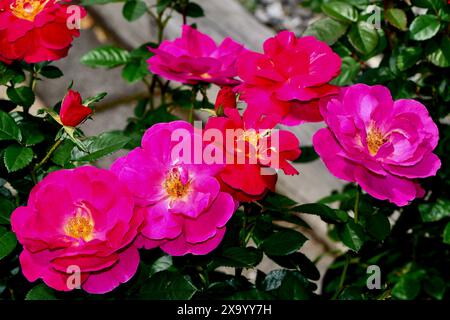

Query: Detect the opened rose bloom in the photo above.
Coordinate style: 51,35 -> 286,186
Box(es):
147,25 -> 246,86
205,108 -> 301,202
11,166 -> 142,294
59,90 -> 92,127
236,31 -> 341,125
0,0 -> 85,63
111,121 -> 236,256
313,84 -> 441,206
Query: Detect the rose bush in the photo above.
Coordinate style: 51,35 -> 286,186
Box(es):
0,0 -> 449,302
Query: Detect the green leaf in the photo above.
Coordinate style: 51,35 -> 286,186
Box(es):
0,100 -> 17,113
411,0 -> 444,10
122,0 -> 147,21
51,139 -> 75,167
392,272 -> 424,300
7,86 -> 35,108
83,92 -> 107,107
149,255 -> 173,277
303,17 -> 349,45
443,222 -> 450,245
261,229 -> 308,256
409,15 -> 440,41
321,1 -> 358,23
157,0 -> 172,14
139,271 -> 197,300
25,284 -> 58,300
348,21 -> 379,54
366,213 -> 391,241
21,125 -> 45,146
427,36 -> 450,68
386,8 -> 407,31
39,66 -> 63,79
337,220 -> 365,252
330,56 -> 360,86
0,226 -> 17,260
80,46 -> 130,68
215,247 -> 263,268
268,252 -> 320,281
122,61 -> 150,83
419,198 -> 450,222
396,47 -> 423,71
0,110 -> 21,141
424,275 -> 445,300
278,271 -> 312,300
185,2 -> 204,17
292,203 -> 349,223
0,198 -> 15,225
71,132 -> 130,162
4,145 -> 34,173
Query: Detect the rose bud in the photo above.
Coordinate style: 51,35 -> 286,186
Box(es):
60,90 -> 92,127
214,86 -> 237,116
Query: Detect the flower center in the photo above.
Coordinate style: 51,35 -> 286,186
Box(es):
163,167 -> 190,199
10,0 -> 49,22
200,73 -> 212,79
367,127 -> 386,156
64,203 -> 95,242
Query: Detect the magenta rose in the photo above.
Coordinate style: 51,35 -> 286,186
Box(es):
236,31 -> 341,125
147,25 -> 246,86
111,121 -> 237,256
313,84 -> 441,206
11,166 -> 142,294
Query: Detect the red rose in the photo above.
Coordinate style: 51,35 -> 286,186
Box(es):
0,0 -> 86,64
60,90 -> 92,127
214,86 -> 237,115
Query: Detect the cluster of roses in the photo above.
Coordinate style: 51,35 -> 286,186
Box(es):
2,1 -> 441,294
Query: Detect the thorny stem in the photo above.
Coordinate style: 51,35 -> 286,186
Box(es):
33,138 -> 63,175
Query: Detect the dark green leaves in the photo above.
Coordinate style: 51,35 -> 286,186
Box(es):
337,220 -> 365,252
0,110 -> 21,141
303,18 -> 348,45
409,15 -> 441,41
321,1 -> 358,23
215,247 -> 263,268
392,269 -> 425,300
293,203 -> 349,223
71,132 -> 130,162
386,8 -> 407,31
331,56 -> 360,86
6,86 -> 35,109
396,47 -> 423,71
39,66 -> 64,79
427,36 -> 450,68
26,284 -> 57,300
261,229 -> 307,256
419,198 -> 450,222
0,198 -> 15,225
123,0 -> 147,21
81,46 -> 130,68
4,145 -> 34,172
365,213 -> 390,241
139,271 -> 197,300
0,226 -> 17,260
348,21 -> 379,54
443,222 -> 450,245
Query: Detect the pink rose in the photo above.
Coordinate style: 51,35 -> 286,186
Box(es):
205,108 -> 301,202
0,0 -> 86,64
111,121 -> 237,256
313,84 -> 441,206
11,166 -> 142,294
147,25 -> 246,86
236,31 -> 341,125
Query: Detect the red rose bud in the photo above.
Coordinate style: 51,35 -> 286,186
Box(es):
214,86 -> 237,116
60,90 -> 92,127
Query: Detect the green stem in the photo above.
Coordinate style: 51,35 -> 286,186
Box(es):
354,186 -> 360,223
33,138 -> 63,174
188,86 -> 199,124
332,254 -> 350,300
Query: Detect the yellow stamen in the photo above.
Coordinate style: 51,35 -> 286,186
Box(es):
367,127 -> 386,156
64,204 -> 94,242
163,168 -> 190,199
200,73 -> 212,79
10,0 -> 49,22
